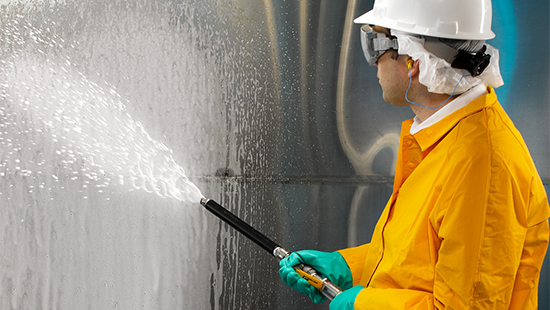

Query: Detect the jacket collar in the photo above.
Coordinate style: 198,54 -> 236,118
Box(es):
412,86 -> 498,151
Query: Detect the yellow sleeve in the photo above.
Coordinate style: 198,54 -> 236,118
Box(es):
509,219 -> 549,308
353,288 -> 435,309
350,150 -> 549,309
428,156 -> 549,308
337,243 -> 370,286
350,220 -> 549,310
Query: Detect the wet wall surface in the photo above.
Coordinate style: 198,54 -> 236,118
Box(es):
0,0 -> 548,309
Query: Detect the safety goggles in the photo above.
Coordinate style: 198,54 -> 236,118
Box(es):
360,25 -> 399,66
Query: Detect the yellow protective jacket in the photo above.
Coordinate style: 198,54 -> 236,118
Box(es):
338,87 -> 550,309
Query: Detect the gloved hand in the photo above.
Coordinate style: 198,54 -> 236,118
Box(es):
329,285 -> 364,310
279,250 -> 353,303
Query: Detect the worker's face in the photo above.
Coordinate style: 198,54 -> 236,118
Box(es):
372,26 -> 410,107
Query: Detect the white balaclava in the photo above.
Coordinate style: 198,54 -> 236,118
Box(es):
392,30 -> 504,95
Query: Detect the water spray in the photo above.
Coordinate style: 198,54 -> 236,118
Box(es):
199,197 -> 343,301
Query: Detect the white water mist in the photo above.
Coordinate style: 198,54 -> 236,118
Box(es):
0,0 -> 252,308
0,53 -> 203,203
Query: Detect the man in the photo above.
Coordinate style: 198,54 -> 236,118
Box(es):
279,0 -> 550,309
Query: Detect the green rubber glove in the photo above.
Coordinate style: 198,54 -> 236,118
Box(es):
279,250 -> 353,303
329,285 -> 364,310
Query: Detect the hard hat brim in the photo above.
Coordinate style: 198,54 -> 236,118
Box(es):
353,10 -> 375,25
353,9 -> 495,40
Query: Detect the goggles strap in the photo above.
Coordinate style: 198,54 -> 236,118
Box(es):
373,36 -> 398,52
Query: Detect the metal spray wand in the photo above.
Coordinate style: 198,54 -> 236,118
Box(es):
199,197 -> 343,301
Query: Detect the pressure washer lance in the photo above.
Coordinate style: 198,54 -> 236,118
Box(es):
200,197 -> 343,301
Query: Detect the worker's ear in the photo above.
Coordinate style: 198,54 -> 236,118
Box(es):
406,59 -> 419,77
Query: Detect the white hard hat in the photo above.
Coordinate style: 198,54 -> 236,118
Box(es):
354,0 -> 495,40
